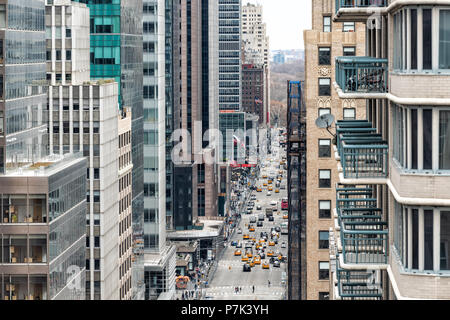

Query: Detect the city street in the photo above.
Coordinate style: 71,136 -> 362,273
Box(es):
204,130 -> 288,300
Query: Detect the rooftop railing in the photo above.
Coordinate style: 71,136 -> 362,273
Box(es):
335,56 -> 388,94
335,0 -> 387,13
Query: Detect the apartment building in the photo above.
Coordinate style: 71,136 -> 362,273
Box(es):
242,2 -> 270,125
73,0 -> 145,300
0,0 -> 87,300
45,0 -> 121,300
171,0 -> 219,230
330,0 -> 450,300
118,108 -> 133,300
301,0 -> 366,300
242,64 -> 264,124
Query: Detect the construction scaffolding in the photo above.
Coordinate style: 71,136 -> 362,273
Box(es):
286,81 -> 307,300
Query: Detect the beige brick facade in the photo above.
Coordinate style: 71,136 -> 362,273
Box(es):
303,0 -> 366,300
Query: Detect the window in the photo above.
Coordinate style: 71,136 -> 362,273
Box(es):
319,231 -> 329,249
323,16 -> 331,32
423,9 -> 432,70
319,200 -> 331,219
319,170 -> 331,188
441,211 -> 450,270
343,47 -> 355,56
343,22 -> 355,32
319,139 -> 331,158
318,78 -> 331,96
439,10 -> 450,69
319,292 -> 329,300
343,108 -> 356,120
66,50 -> 71,61
94,236 -> 100,248
66,28 -> 71,38
411,9 -> 417,70
319,261 -> 329,280
56,50 -> 61,61
439,111 -> 450,170
318,47 -> 331,65
318,108 -> 331,117
94,259 -> 100,270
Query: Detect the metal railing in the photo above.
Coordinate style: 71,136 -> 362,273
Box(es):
336,256 -> 383,300
335,0 -> 387,13
336,120 -> 388,179
335,56 -> 388,94
336,186 -> 388,265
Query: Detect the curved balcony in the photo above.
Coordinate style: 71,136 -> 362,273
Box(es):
335,57 -> 388,99
334,0 -> 387,22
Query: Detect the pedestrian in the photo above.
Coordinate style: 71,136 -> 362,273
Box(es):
252,285 -> 255,293
268,280 -> 271,287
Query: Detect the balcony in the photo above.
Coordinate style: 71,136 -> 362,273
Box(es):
335,256 -> 383,300
336,120 -> 388,181
334,0 -> 387,22
335,185 -> 388,266
335,57 -> 388,99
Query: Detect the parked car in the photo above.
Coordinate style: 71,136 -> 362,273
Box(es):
243,264 -> 251,272
281,242 -> 286,248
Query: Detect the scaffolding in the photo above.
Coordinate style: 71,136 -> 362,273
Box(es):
286,81 -> 306,300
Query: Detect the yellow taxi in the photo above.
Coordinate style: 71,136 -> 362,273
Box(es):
257,188 -> 262,192
267,251 -> 274,257
243,234 -> 250,240
249,227 -> 255,232
246,252 -> 253,258
263,183 -> 268,187
262,175 -> 267,179
234,250 -> 242,256
279,170 -> 283,175
278,254 -> 284,261
241,256 -> 249,262
275,189 -> 280,193
251,238 -> 257,243
262,263 -> 270,269
283,214 -> 288,219
268,186 -> 273,191
249,261 -> 255,267
259,239 -> 266,244
269,241 -> 275,247
268,180 -> 273,184
253,257 -> 261,265
256,244 -> 262,250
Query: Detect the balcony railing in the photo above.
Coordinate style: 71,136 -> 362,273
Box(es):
336,120 -> 388,179
336,256 -> 383,300
336,185 -> 388,265
335,57 -> 388,94
335,0 -> 387,12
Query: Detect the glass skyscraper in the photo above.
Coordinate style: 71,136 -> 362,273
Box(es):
73,0 -> 145,300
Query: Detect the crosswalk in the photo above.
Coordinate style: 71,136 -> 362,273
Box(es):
204,285 -> 284,297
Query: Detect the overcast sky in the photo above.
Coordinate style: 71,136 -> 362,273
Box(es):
245,0 -> 312,51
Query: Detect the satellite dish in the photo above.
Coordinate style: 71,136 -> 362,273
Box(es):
315,114 -> 335,129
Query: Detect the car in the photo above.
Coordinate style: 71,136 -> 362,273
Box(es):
268,216 -> 274,222
275,189 -> 280,193
256,205 -> 262,210
246,210 -> 252,215
262,263 -> 270,269
243,264 -> 251,272
243,234 -> 250,240
268,186 -> 273,191
231,241 -> 238,246
281,242 -> 286,248
257,221 -> 263,227
268,180 -> 273,184
257,188 -> 262,192
249,226 -> 255,232
253,256 -> 261,265
267,251 -> 274,257
258,214 -> 264,221
250,217 -> 256,223
245,242 -> 253,249
283,214 -> 288,219
234,250 -> 242,256
267,192 -> 272,197
269,241 -> 275,246
274,238 -> 278,245
275,227 -> 281,233
273,260 -> 281,268
260,253 -> 265,259
236,242 -> 242,248
241,256 -> 249,262
237,229 -> 242,234
271,201 -> 277,207
280,185 -> 286,190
